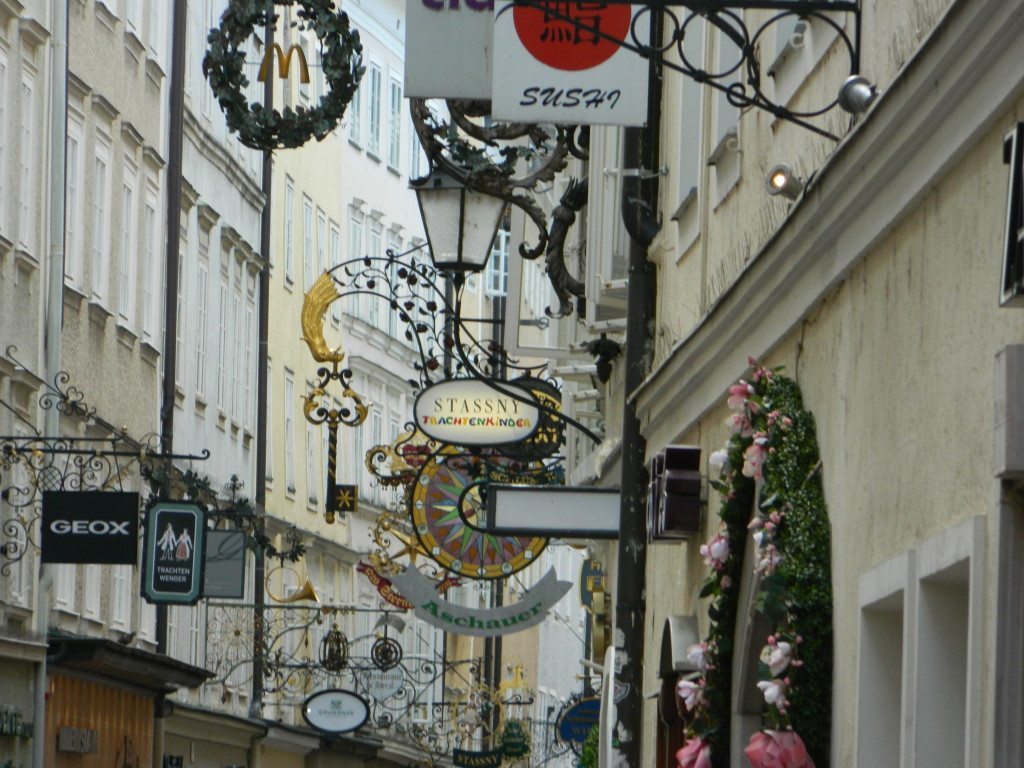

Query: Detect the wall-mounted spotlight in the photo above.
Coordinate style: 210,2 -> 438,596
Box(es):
765,164 -> 804,201
838,75 -> 878,115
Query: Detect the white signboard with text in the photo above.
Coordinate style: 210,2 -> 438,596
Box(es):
405,0 -> 494,98
414,379 -> 541,446
491,2 -> 648,125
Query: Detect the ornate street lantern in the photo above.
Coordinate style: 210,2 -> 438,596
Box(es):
412,169 -> 507,278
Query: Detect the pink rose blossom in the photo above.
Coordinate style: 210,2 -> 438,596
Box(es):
725,412 -> 753,436
700,533 -> 730,571
677,737 -> 713,768
728,382 -> 755,410
755,545 -> 783,575
744,730 -> 815,768
686,642 -> 711,673
767,642 -> 793,676
757,679 -> 788,711
742,442 -> 768,478
676,679 -> 706,712
720,575 -> 733,589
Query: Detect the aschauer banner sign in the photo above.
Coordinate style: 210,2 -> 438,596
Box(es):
142,502 -> 206,605
390,566 -> 571,637
41,491 -> 139,564
414,379 -> 541,446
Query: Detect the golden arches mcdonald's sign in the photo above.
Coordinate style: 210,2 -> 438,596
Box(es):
258,43 -> 311,84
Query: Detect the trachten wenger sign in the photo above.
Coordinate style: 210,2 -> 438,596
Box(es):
405,0 -> 493,99
302,689 -> 370,733
390,566 -> 571,637
142,502 -> 206,605
491,2 -> 649,125
414,379 -> 541,446
41,491 -> 139,565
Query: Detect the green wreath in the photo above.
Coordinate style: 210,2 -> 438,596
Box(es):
203,0 -> 364,151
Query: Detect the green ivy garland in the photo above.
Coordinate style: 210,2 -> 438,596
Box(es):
677,362 -> 833,768
203,0 -> 364,151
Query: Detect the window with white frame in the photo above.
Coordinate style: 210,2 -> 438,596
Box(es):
409,123 -> 424,179
856,517 -> 984,768
348,208 -> 364,317
245,273 -> 256,427
710,19 -> 741,202
313,31 -> 324,101
126,0 -> 141,33
217,274 -> 229,406
195,224 -> 211,395
485,228 -> 509,297
303,196 -> 314,290
265,359 -> 274,482
65,109 -> 86,288
367,64 -> 382,157
388,78 -> 402,170
18,66 -> 35,252
54,563 -> 77,613
119,159 -> 138,326
348,75 -> 361,145
148,0 -> 164,64
175,210 -> 188,386
387,230 -> 402,337
298,30 -> 312,106
111,565 -> 132,628
329,220 -> 341,324
368,219 -> 382,327
0,47 -> 7,237
141,182 -> 159,341
371,409 -> 382,505
316,208 -> 326,278
284,176 -> 296,284
2,434 -> 32,607
284,369 -> 296,491
201,0 -> 214,118
91,134 -> 112,303
306,417 -> 318,505
82,564 -> 101,619
232,261 -> 244,421
674,17 -> 704,219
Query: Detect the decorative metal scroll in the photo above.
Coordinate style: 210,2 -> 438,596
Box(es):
409,100 -> 590,316
510,0 -> 861,141
0,347 -> 210,577
205,601 -> 495,750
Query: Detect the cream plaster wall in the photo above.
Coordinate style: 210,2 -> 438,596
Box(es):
636,66 -> 1024,768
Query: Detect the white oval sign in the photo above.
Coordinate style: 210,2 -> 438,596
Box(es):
301,689 -> 369,734
414,380 -> 541,446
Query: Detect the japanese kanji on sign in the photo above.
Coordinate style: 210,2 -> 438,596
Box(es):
491,2 -> 649,125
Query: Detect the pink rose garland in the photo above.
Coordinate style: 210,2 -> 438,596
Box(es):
744,730 -> 815,768
677,737 -> 713,768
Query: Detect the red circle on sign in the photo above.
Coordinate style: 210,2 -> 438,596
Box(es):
512,3 -> 631,72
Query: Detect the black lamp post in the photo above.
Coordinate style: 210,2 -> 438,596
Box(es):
412,169 -> 508,282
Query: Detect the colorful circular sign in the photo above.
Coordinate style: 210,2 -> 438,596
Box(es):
410,447 -> 549,579
557,697 -> 601,744
301,689 -> 370,734
512,3 -> 631,71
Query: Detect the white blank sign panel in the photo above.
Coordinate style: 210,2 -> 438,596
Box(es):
485,485 -> 620,538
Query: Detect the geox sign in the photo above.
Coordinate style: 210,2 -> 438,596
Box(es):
41,491 -> 139,565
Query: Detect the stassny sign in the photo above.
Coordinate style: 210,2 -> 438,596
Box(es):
414,379 -> 541,446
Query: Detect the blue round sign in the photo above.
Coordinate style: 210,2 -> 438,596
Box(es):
557,697 -> 601,744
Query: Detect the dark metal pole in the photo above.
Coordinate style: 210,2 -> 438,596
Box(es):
251,16 -> 275,719
157,0 -> 189,656
613,10 -> 663,768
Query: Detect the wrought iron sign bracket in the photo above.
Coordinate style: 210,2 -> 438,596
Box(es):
510,0 -> 863,140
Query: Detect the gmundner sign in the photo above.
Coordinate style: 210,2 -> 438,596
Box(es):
302,690 -> 369,734
414,379 -> 540,446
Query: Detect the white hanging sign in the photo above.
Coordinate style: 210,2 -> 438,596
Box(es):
359,669 -> 405,701
301,689 -> 370,734
405,0 -> 494,98
491,2 -> 649,125
390,567 -> 572,637
414,379 -> 540,446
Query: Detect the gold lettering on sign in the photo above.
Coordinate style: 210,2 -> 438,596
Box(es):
258,43 -> 311,84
